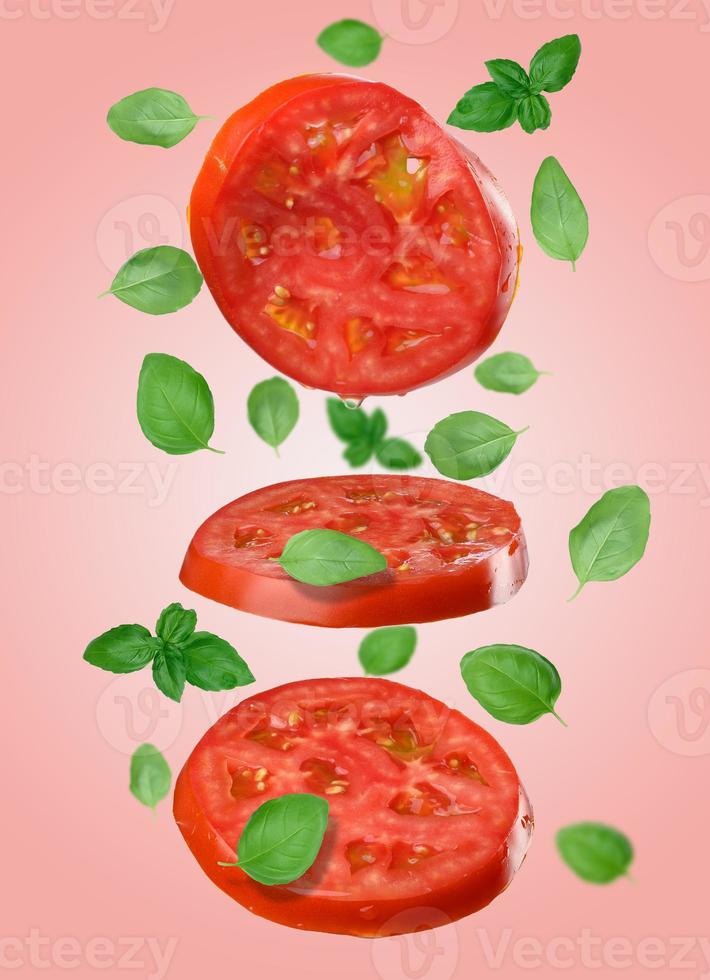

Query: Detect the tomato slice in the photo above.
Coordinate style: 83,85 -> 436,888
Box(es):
179,475 -> 528,627
190,75 -> 519,398
173,677 -> 533,937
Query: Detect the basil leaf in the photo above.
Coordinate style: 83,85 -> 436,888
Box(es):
376,438 -> 422,471
155,602 -> 196,644
531,157 -> 589,269
460,644 -> 565,725
475,352 -> 544,394
152,645 -> 186,703
103,246 -> 203,315
529,34 -> 581,94
368,408 -> 388,446
247,377 -> 299,452
359,626 -> 417,676
569,485 -> 651,599
279,529 -> 387,586
317,19 -> 383,67
137,353 -> 222,455
220,793 -> 329,885
425,411 -> 526,480
556,823 -> 633,884
344,438 -> 374,468
129,744 -> 171,809
448,82 -> 517,132
485,59 -> 530,98
84,625 -> 158,674
517,94 -> 551,134
182,632 -> 255,691
107,88 -> 205,148
327,398 -> 369,442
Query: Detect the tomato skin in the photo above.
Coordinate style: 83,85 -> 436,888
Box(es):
173,677 -> 533,937
179,476 -> 529,628
189,75 -> 520,397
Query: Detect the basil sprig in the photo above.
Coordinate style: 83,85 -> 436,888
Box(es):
247,377 -> 299,453
137,353 -> 223,455
448,34 -> 581,134
102,246 -> 203,315
569,486 -> 651,599
359,626 -> 417,676
326,398 -> 422,471
317,19 -> 383,67
531,157 -> 589,269
219,793 -> 329,885
84,602 -> 254,702
130,744 -> 171,809
556,823 -> 634,884
107,88 -> 208,148
279,529 -> 387,586
460,644 -> 565,725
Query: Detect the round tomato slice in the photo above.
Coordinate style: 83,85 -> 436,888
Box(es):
179,475 -> 528,627
190,74 -> 519,398
174,677 -> 533,937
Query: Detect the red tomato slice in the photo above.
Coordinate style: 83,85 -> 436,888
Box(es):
173,677 -> 533,937
179,475 -> 528,627
190,75 -> 520,398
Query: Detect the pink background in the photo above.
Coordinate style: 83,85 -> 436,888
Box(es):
3,0 -> 710,977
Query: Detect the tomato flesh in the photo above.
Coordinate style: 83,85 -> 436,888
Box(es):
190,75 -> 519,397
173,677 -> 533,936
179,475 -> 528,627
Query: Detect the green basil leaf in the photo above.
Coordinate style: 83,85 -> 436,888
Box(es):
343,438 -> 374,468
448,82 -> 517,132
556,823 -> 633,883
182,632 -> 255,691
103,246 -> 203,315
84,625 -> 158,674
376,438 -> 422,470
137,353 -> 222,455
517,94 -> 551,134
569,485 -> 651,599
247,377 -> 299,452
129,744 -> 171,809
485,59 -> 531,98
327,398 -> 369,442
368,408 -> 388,446
474,352 -> 544,394
317,19 -> 383,67
359,626 -> 417,676
152,645 -> 186,703
107,88 -> 205,148
155,602 -> 196,644
220,793 -> 329,885
531,157 -> 589,269
529,34 -> 582,94
425,411 -> 526,480
460,644 -> 565,725
279,529 -> 387,586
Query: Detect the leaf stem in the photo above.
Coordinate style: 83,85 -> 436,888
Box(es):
551,709 -> 568,727
206,445 -> 226,455
567,580 -> 585,602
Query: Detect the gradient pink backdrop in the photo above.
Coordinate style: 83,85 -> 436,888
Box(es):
3,0 -> 710,977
